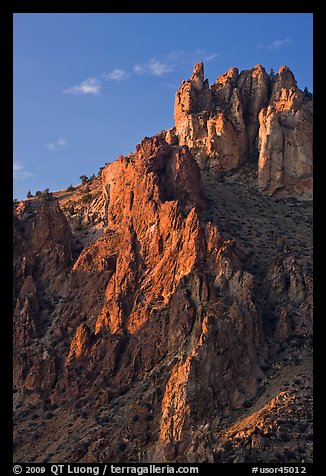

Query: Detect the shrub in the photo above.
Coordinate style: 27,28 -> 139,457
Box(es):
35,188 -> 54,201
27,190 -> 33,199
67,184 -> 75,192
81,192 -> 92,203
74,216 -> 83,231
223,440 -> 233,451
67,205 -> 75,216
243,399 -> 252,408
117,442 -> 127,453
80,175 -> 89,185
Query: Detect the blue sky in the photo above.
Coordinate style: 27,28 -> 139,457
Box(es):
13,13 -> 313,200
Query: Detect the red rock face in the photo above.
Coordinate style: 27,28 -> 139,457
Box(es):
13,135 -> 268,462
72,137 -> 266,460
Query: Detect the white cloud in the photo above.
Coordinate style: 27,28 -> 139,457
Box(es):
64,77 -> 101,95
47,137 -> 67,151
13,161 -> 33,179
103,69 -> 129,81
133,64 -> 145,75
167,50 -> 185,62
258,38 -> 293,50
133,59 -> 174,77
205,53 -> 218,61
148,58 -> 174,77
192,48 -> 219,63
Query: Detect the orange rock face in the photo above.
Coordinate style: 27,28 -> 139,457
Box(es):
13,134 -> 268,462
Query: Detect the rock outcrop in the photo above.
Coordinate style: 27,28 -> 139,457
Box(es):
237,64 -> 270,157
174,63 -> 247,172
174,63 -> 312,199
263,255 -> 313,340
13,199 -> 74,395
66,136 -> 266,460
258,67 -> 313,199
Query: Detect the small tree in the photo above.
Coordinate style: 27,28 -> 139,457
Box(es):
41,188 -> 54,201
304,86 -> 313,98
67,204 -> 75,216
35,190 -> 42,197
67,184 -> 75,192
81,192 -> 92,203
79,175 -> 89,185
27,190 -> 33,199
74,215 -> 83,231
269,68 -> 274,80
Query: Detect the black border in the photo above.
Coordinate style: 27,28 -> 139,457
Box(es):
3,2 -> 319,473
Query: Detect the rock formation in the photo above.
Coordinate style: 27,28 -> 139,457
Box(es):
174,63 -> 312,199
174,63 -> 247,172
13,62 -> 313,464
258,67 -> 313,199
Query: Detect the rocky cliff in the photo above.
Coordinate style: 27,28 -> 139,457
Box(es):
174,63 -> 312,199
13,63 -> 312,464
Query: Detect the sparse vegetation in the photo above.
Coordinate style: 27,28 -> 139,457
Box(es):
223,440 -> 233,451
303,86 -> 312,98
40,188 -> 54,201
117,441 -> 127,453
34,189 -> 54,201
80,174 -> 89,185
67,204 -> 75,216
81,192 -> 92,203
74,216 -> 83,231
